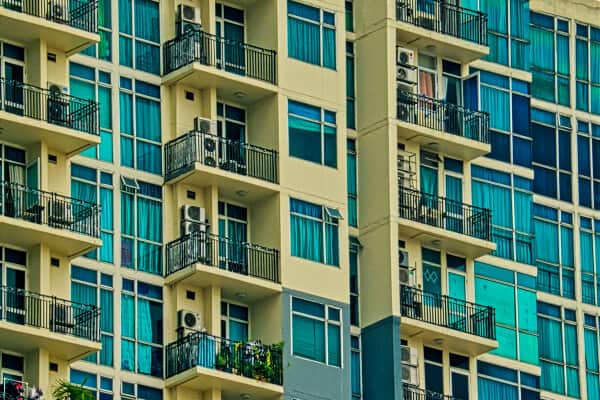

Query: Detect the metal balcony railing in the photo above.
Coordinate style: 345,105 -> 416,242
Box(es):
398,186 -> 491,241
165,331 -> 283,385
0,182 -> 100,238
0,78 -> 99,136
400,285 -> 496,340
397,90 -> 490,144
162,29 -> 277,84
1,0 -> 98,33
395,0 -> 487,46
164,130 -> 278,183
166,231 -> 280,283
0,286 -> 100,342
403,384 -> 461,400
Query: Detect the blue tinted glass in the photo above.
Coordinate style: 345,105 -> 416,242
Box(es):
591,27 -> 600,41
475,262 -> 514,283
559,173 -> 572,202
101,273 -> 113,287
480,71 -> 510,88
422,248 -> 440,264
559,132 -> 571,170
70,63 -> 95,80
578,121 -> 590,133
577,24 -> 588,37
517,273 -> 537,289
530,12 -> 553,29
138,282 -> 162,300
99,71 -> 111,84
578,135 -> 591,176
512,95 -> 530,136
324,110 -> 336,124
513,137 -> 532,167
533,166 -> 557,198
444,158 -> 463,173
471,166 -> 511,185
138,385 -> 162,400
533,204 -> 558,220
514,176 -> 532,191
593,125 -> 600,138
135,81 -> 160,99
288,0 -> 320,22
584,314 -> 597,327
100,377 -> 112,391
521,372 -> 540,388
581,216 -> 592,229
100,172 -> 113,185
293,297 -> 325,317
122,278 -> 134,292
564,309 -> 576,321
531,108 -> 555,125
223,5 -> 244,23
70,369 -> 96,388
71,164 -> 97,181
289,100 -> 321,120
122,382 -> 135,395
561,211 -> 573,224
537,301 -> 561,317
489,130 -> 510,163
557,19 -> 569,32
512,79 -> 530,94
328,307 -> 340,321
3,43 -> 25,61
72,265 -> 97,284
532,124 -> 556,166
323,11 -> 335,25
120,77 -> 133,90
477,361 -> 518,382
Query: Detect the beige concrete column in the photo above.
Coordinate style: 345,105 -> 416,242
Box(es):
202,285 -> 221,336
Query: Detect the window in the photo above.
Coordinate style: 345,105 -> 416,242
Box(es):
475,262 -> 538,364
477,361 -> 540,399
349,237 -> 359,326
351,335 -> 361,399
347,139 -> 357,227
287,0 -> 336,69
450,354 -> 470,400
530,12 -> 570,105
290,198 -> 339,266
533,206 -> 574,299
476,70 -> 531,166
531,109 -> 571,201
576,122 -> 600,209
537,302 -> 579,397
0,352 -> 24,387
584,315 -> 600,399
0,247 -> 26,321
217,102 -> 246,142
0,42 -> 25,86
345,0 -> 353,32
346,42 -> 355,129
70,63 -> 113,162
70,370 -> 113,400
218,201 -> 248,269
119,79 -> 162,174
81,0 -> 112,61
71,266 -> 114,366
291,297 -> 341,367
120,179 -> 162,275
418,54 -> 437,98
574,23 -> 600,114
289,100 -> 337,167
118,0 -> 160,74
579,217 -> 600,305
121,382 -> 162,400
0,144 -> 25,186
71,165 -> 114,263
471,166 -> 534,264
422,248 -> 441,298
221,301 -> 249,342
121,279 -> 163,378
424,347 -> 444,395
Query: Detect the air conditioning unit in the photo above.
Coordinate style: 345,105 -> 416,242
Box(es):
47,83 -> 70,127
397,47 -> 414,66
177,310 -> 202,331
177,4 -> 201,34
399,249 -> 410,268
397,65 -> 416,84
401,363 -> 418,385
399,268 -> 415,287
181,205 -> 205,223
194,117 -> 216,134
48,199 -> 74,228
400,345 -> 418,366
397,47 -> 416,84
181,220 -> 208,236
47,0 -> 69,23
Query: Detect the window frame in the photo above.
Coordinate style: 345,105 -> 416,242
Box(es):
220,300 -> 250,341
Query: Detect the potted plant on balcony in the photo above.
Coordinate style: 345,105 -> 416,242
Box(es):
52,379 -> 95,400
215,351 -> 228,372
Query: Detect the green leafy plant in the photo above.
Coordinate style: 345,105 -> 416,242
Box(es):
52,379 -> 95,400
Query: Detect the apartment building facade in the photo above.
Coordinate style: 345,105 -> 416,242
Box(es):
1,0 -> 600,399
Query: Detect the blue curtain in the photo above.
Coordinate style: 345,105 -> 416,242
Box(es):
481,0 -> 507,33
531,26 -> 555,71
100,289 -> 113,333
136,141 -> 161,175
135,42 -> 160,75
121,339 -> 135,371
510,0 -> 529,39
135,97 -> 161,141
137,299 -> 152,373
486,34 -> 508,65
118,0 -> 132,34
557,35 -> 570,75
119,36 -> 133,67
100,334 -> 114,366
229,321 -> 248,342
581,231 -> 594,272
121,294 -> 135,338
587,373 -> 600,400
538,317 -> 563,361
586,329 -> 600,371
134,0 -> 159,42
420,166 -> 438,196
288,17 -> 320,65
561,226 -> 574,267
591,42 -> 600,84
324,223 -> 339,266
327,324 -> 341,366
120,92 -> 133,134
289,115 -> 322,164
534,220 -> 559,264
511,39 -> 530,70
71,282 -> 97,306
576,39 -> 589,80
292,314 -> 325,362
478,377 -> 518,400
541,360 -> 565,394
577,81 -> 589,112
481,86 -> 510,131
323,27 -> 336,69
290,199 -> 323,263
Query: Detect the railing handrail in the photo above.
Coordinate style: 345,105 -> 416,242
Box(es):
164,130 -> 279,183
395,0 -> 488,45
402,383 -> 461,400
0,77 -> 100,136
162,29 -> 277,84
165,230 -> 280,283
0,0 -> 98,33
0,285 -> 101,342
397,89 -> 490,144
1,181 -> 99,209
400,285 -> 496,340
399,185 -> 490,216
165,331 -> 283,385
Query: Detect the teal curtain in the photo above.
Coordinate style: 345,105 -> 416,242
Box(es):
581,231 -> 594,272
119,36 -> 133,67
565,324 -> 578,365
135,42 -> 160,75
290,199 -> 323,263
576,39 -> 589,80
135,97 -> 161,173
591,42 -> 600,84
327,324 -> 341,366
121,339 -> 135,371
71,282 -> 97,306
120,92 -> 134,167
121,294 -> 135,338
100,335 -> 113,366
481,0 -> 507,33
531,26 -> 555,71
100,187 -> 113,232
323,27 -> 336,69
324,223 -> 339,266
121,192 -> 134,235
587,373 -> 600,400
592,85 -> 600,115
514,191 -> 533,262
577,81 -> 589,111
99,86 -> 112,130
557,35 -> 570,75
137,197 -> 162,274
229,321 -> 248,342
486,34 -> 508,65
289,115 -> 322,164
472,181 -> 512,228
99,131 -> 113,162
118,0 -> 132,34
567,367 -> 580,398
538,317 -> 563,361
100,289 -> 113,332
292,314 -> 325,362
541,360 -> 565,394
420,166 -> 438,197
478,377 -> 518,399
134,0 -> 159,42
481,86 -> 510,131
510,0 -> 529,39
445,176 -> 462,203
288,17 -> 320,65
136,141 -> 161,175
347,147 -> 357,227
561,226 -> 574,267
534,220 -> 559,264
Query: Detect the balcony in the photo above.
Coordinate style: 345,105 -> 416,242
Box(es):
398,186 -> 495,258
166,231 -> 280,302
0,182 -> 101,258
164,130 -> 279,201
162,30 -> 277,103
0,286 -> 100,361
397,90 -> 490,160
0,0 -> 98,54
395,0 -> 488,62
0,78 -> 100,156
403,384 -> 458,400
400,285 -> 496,355
165,332 -> 283,397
